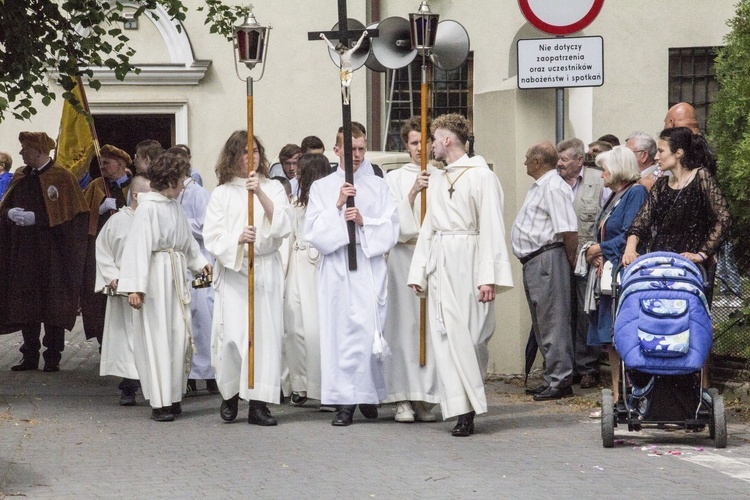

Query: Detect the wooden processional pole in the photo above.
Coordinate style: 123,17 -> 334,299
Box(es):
246,77 -> 255,389
418,62 -> 428,367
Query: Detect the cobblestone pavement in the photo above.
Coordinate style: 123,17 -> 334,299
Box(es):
1,320 -> 749,498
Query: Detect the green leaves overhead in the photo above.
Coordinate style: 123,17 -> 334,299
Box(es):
0,0 -> 245,123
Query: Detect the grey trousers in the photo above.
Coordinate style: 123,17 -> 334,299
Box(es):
522,247 -> 574,389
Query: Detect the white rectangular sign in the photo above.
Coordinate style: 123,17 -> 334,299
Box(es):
517,36 -> 604,89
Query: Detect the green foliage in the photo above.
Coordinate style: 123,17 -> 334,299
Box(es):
198,0 -> 250,40
0,0 -> 245,123
708,0 -> 750,266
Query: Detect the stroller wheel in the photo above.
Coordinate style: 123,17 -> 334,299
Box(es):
601,389 -> 615,448
708,388 -> 727,448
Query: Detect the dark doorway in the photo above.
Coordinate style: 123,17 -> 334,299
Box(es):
89,114 -> 174,177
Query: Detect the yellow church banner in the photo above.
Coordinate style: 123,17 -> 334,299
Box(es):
55,77 -> 99,181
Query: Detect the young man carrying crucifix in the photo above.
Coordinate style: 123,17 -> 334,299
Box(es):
305,125 -> 399,427
408,113 -> 514,437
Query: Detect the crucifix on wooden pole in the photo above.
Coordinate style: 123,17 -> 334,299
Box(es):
308,0 -> 378,271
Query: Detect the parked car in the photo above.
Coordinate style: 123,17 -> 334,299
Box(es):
269,151 -> 411,179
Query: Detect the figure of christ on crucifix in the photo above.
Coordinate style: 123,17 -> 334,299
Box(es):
308,2 -> 379,271
319,30 -> 369,105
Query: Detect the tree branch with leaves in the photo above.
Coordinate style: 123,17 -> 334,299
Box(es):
0,0 -> 248,123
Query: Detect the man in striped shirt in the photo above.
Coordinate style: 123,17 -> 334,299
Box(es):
511,141 -> 578,401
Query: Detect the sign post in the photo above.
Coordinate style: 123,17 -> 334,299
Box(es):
517,0 -> 605,143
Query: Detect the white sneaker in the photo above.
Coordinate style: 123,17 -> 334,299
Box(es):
413,401 -> 437,422
394,401 -> 415,422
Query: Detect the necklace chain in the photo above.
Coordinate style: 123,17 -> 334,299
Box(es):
445,168 -> 470,199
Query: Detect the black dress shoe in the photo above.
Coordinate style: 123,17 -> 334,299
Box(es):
170,402 -> 182,415
358,403 -> 378,419
42,362 -> 60,372
247,401 -> 278,426
119,390 -> 137,406
524,384 -> 548,395
11,358 -> 39,372
151,407 -> 174,422
205,378 -> 220,394
451,411 -> 476,437
332,405 -> 355,426
533,385 -> 574,401
220,394 -> 240,422
290,392 -> 308,406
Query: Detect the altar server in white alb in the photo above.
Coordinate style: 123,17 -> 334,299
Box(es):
118,153 -> 211,422
204,131 -> 291,427
383,117 -> 440,423
95,174 -> 151,407
408,114 -> 514,437
283,153 -> 332,407
169,146 -> 219,395
305,125 -> 399,427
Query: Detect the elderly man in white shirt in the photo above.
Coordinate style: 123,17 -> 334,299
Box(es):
512,141 -> 578,401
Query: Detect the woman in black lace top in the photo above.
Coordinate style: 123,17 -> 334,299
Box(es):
622,127 -> 731,267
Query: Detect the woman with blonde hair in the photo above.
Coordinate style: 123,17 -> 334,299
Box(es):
585,146 -> 648,407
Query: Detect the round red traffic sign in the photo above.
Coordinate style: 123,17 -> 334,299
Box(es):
518,0 -> 604,36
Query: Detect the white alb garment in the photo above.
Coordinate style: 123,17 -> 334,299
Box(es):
204,177 -> 291,403
95,207 -> 138,380
118,192 -> 209,408
305,167 -> 399,405
407,154 -> 514,419
383,163 -> 440,404
283,204 -> 323,400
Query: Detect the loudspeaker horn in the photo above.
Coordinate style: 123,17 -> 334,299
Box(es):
326,19 -> 370,72
364,22 -> 388,73
368,16 -> 417,71
431,20 -> 470,71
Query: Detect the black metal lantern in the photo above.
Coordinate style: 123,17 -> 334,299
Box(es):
409,1 -> 439,53
233,10 -> 270,70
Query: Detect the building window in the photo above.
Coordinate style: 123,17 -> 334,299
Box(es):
384,53 -> 473,151
668,46 -> 719,133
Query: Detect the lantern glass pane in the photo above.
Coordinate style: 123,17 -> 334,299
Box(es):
237,29 -> 264,63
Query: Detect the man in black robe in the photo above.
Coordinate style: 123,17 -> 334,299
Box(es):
0,132 -> 89,372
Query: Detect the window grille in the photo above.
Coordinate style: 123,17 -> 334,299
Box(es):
384,54 -> 473,151
668,47 -> 719,133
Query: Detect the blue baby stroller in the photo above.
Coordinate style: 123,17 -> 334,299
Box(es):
601,252 -> 727,448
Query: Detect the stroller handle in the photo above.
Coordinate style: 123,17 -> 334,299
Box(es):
612,256 -> 709,302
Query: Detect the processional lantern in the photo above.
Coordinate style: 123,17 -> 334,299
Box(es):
232,6 -> 271,390
233,10 -> 270,73
409,1 -> 440,53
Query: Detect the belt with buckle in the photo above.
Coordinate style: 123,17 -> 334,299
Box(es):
519,242 -> 564,265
